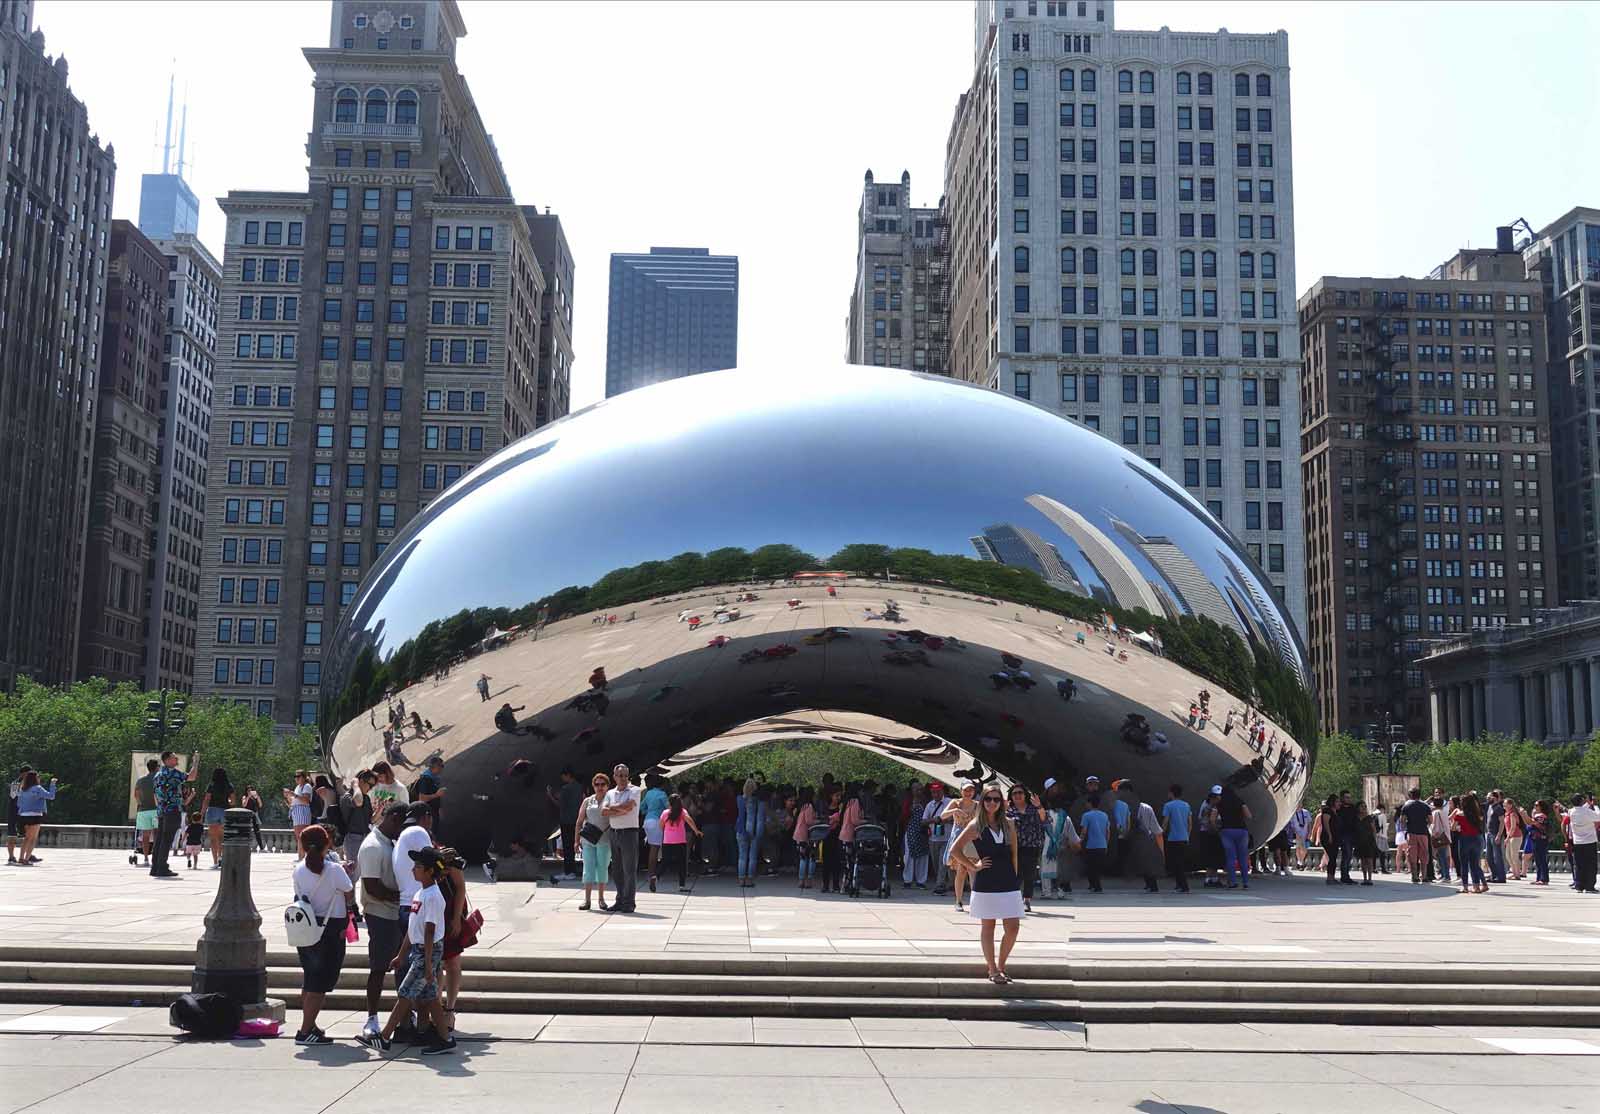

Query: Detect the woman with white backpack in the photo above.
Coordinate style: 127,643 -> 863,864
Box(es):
289,826 -> 353,1044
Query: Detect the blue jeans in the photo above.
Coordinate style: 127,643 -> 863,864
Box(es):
1457,834 -> 1485,886
1485,833 -> 1506,882
1220,828 -> 1250,885
1434,843 -> 1452,881
736,832 -> 759,877
1532,838 -> 1550,884
796,845 -> 815,882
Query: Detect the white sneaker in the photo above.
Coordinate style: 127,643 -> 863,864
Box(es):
362,1015 -> 380,1036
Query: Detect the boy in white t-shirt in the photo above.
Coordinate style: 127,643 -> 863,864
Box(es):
357,846 -> 454,1055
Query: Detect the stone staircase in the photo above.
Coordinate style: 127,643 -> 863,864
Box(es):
2,945 -> 1597,1024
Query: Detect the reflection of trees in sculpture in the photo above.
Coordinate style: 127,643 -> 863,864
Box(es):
333,541 -> 1314,752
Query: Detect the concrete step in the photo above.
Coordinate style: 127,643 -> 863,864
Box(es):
7,980 -> 1600,1026
2,945 -> 1596,987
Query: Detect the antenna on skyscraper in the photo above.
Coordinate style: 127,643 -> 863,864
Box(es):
161,71 -> 175,174
177,88 -> 189,180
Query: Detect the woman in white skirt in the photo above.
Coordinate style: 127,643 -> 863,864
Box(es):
948,786 -> 1023,984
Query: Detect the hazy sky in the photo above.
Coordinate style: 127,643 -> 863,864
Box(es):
35,0 -> 1600,410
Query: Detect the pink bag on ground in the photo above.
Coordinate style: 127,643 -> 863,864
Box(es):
236,1018 -> 281,1039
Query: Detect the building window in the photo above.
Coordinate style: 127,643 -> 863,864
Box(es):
395,90 -> 418,124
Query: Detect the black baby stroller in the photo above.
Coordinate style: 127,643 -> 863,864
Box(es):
848,822 -> 892,898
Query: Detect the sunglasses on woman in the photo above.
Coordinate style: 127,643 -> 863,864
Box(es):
983,795 -> 1004,803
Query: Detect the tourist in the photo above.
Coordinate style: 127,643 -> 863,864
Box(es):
437,848 -> 476,1032
902,785 -> 931,887
1428,793 -> 1452,883
1310,795 -> 1339,884
414,756 -> 446,825
948,786 -> 1023,984
13,771 -> 57,867
1370,805 -> 1389,874
1161,784 -> 1192,893
356,803 -> 406,1040
1217,785 -> 1252,889
1355,805 -> 1379,885
370,762 -> 410,814
659,793 -> 699,892
150,751 -> 198,879
555,768 -> 583,879
339,772 -> 375,866
182,812 -> 205,869
1393,802 -> 1409,877
4,765 -> 28,865
1334,790 -> 1359,885
1485,790 -> 1508,883
940,783 -> 981,909
357,845 -> 456,1056
1502,796 -> 1526,880
241,786 -> 266,852
1079,793 -> 1110,893
924,782 -> 951,894
476,673 -> 492,702
1528,799 -> 1553,886
1398,789 -> 1431,884
1566,793 -> 1599,894
578,771 -> 612,911
601,763 -> 642,913
642,775 -> 669,892
1007,784 -> 1047,910
284,771 -> 314,858
819,788 -> 846,894
793,787 -> 819,890
291,825 -> 353,1045
1454,792 -> 1488,894
129,759 -> 159,867
199,767 -> 234,869
735,777 -> 767,888
1196,786 -> 1224,887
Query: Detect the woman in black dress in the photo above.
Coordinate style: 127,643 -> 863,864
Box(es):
948,786 -> 1023,984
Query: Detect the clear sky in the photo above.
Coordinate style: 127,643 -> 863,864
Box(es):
35,0 -> 1600,410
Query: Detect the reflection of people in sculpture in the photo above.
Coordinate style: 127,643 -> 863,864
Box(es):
494,703 -> 529,735
476,673 -> 491,702
588,666 -> 608,691
1056,677 -> 1077,702
939,783 -> 980,910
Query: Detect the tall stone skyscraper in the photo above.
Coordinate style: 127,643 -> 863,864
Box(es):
78,222 -> 167,683
605,247 -> 738,398
0,2 -> 117,689
846,170 -> 950,374
194,0 -> 567,727
943,0 -> 1305,637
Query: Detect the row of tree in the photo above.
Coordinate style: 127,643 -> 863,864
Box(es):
0,679 -> 318,826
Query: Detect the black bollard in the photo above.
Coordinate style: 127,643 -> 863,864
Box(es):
192,806 -> 284,1020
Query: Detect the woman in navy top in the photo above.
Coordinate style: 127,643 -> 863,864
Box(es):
948,786 -> 1024,984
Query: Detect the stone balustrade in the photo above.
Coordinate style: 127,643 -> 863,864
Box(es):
34,823 -> 301,853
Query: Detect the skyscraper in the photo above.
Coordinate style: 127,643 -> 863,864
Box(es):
194,0 -> 559,727
78,222 -> 167,683
1024,493 -> 1165,614
605,247 -> 738,397
1297,235 -> 1554,738
970,522 -> 1085,594
139,179 -> 221,692
0,3 -> 117,689
138,77 -> 201,241
943,0 -> 1305,638
846,170 -> 950,374
1522,207 -> 1600,601
526,208 -> 574,425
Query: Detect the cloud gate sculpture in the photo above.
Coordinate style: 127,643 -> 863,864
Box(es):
322,367 -> 1313,861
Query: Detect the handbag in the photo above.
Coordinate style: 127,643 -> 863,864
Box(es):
580,821 -> 604,845
284,863 -> 336,948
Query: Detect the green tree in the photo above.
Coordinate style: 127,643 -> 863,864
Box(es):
685,739 -> 931,792
1304,732 -> 1369,806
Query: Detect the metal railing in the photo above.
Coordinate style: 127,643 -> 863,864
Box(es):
34,823 -> 301,853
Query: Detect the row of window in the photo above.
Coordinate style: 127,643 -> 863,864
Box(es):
1021,102 -> 1276,133
1018,323 -> 1282,358
310,502 -> 400,529
214,617 -> 279,645
314,422 -> 485,451
1056,373 -> 1286,406
231,385 -> 293,408
1113,414 -> 1285,447
1022,246 -> 1279,277
242,221 -> 303,247
332,88 -> 419,125
237,295 -> 298,322
217,577 -> 280,604
239,258 -> 301,285
330,186 -> 413,213
212,658 -> 276,686
1021,67 -> 1271,99
334,148 -> 411,169
234,333 -> 297,360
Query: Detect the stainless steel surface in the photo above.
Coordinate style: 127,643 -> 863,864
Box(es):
322,367 -> 1312,858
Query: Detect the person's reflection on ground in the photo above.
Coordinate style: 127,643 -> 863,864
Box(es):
494,702 -> 529,736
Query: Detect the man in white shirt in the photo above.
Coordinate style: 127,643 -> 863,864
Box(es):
392,804 -> 435,938
601,764 -> 642,913
357,803 -> 406,1037
1567,793 -> 1600,894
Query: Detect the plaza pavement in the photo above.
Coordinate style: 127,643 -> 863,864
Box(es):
2,1024 -> 1600,1114
3,846 -> 1597,966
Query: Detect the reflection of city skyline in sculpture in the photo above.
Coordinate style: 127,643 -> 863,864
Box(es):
1024,494 -> 1166,616
1112,520 -> 1247,640
317,366 -> 1312,860
970,523 -> 1086,596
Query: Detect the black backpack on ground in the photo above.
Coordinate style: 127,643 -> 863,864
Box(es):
169,992 -> 242,1039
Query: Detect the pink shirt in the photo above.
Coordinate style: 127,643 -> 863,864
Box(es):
792,804 -> 816,842
660,813 -> 688,845
840,798 -> 862,843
